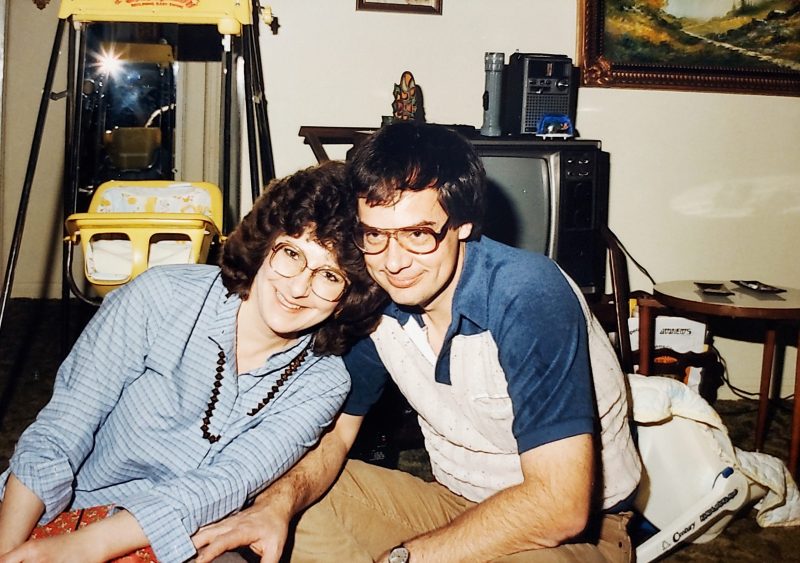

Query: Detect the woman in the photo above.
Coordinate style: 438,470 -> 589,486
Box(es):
0,162 -> 385,563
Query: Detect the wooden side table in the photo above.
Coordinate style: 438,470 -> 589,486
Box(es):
637,281 -> 800,478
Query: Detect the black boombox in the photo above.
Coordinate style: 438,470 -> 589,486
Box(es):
501,53 -> 579,135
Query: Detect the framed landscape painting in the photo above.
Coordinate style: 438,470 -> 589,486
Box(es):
578,0 -> 800,96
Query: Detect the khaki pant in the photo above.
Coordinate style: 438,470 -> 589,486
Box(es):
288,460 -> 632,563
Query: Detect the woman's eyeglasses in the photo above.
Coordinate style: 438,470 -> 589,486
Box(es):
269,243 -> 349,302
353,219 -> 451,255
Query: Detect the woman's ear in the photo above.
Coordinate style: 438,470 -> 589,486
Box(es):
457,222 -> 473,241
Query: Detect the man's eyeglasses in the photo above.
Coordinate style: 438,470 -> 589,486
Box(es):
353,219 -> 451,255
269,243 -> 349,302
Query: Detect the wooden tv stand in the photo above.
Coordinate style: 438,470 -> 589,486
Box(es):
298,126 -> 377,163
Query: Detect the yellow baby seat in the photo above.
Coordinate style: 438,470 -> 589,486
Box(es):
65,180 -> 223,299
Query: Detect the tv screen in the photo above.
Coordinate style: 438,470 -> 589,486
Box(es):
482,155 -> 552,257
468,136 -> 609,296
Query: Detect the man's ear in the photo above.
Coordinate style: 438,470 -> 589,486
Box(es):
456,222 -> 473,241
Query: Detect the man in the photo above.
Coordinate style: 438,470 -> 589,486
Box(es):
194,122 -> 641,562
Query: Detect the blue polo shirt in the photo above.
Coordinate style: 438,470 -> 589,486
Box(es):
343,237 -> 593,458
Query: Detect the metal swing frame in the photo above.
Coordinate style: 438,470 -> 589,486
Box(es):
0,0 -> 277,349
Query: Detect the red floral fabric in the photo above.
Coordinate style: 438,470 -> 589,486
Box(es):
29,506 -> 158,562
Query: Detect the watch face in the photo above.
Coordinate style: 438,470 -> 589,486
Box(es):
388,545 -> 410,563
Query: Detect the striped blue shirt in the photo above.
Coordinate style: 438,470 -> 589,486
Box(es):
1,265 -> 350,562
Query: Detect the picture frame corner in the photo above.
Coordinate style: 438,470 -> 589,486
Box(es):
356,0 -> 443,16
577,0 -> 800,97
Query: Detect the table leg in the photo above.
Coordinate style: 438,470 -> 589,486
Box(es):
306,137 -> 330,163
790,330 -> 800,479
755,328 -> 777,452
638,303 -> 654,375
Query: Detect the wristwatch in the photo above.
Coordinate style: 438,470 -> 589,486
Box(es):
388,544 -> 410,563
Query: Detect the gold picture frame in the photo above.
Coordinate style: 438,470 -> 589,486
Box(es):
356,0 -> 442,15
578,0 -> 800,97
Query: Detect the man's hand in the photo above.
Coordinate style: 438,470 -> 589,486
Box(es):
192,502 -> 289,563
193,413 -> 363,563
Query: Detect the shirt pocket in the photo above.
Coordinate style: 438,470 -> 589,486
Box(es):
449,333 -> 516,449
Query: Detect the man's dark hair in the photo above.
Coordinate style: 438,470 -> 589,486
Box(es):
348,121 -> 486,238
220,161 -> 386,356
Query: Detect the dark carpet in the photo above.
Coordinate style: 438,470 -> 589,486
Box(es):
0,298 -> 798,562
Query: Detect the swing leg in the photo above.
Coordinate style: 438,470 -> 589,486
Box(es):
0,19 -> 66,340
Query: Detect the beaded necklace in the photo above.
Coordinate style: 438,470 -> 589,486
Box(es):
201,337 -> 313,443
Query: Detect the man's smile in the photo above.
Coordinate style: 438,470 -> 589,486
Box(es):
384,272 -> 421,289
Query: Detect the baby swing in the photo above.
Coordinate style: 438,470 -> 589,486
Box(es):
0,0 -> 276,319
64,180 -> 223,298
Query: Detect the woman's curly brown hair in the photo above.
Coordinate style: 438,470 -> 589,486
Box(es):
220,161 -> 386,356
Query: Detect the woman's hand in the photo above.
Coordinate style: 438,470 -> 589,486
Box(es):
192,502 -> 290,563
0,509 -> 149,563
0,534 -> 102,563
0,476 -> 45,556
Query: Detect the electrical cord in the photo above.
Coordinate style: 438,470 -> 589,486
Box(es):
605,227 -> 656,286
609,228 -> 796,403
715,348 -> 758,400
712,330 -> 794,402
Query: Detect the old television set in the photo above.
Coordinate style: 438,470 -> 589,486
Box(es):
468,136 -> 610,297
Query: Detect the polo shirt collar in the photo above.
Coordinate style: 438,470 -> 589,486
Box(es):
451,238 -> 491,331
383,238 -> 492,384
382,238 -> 490,330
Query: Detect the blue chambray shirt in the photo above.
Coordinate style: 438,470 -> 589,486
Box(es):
1,265 -> 350,562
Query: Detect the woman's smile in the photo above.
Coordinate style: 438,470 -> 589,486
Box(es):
274,288 -> 303,311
